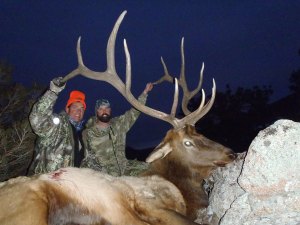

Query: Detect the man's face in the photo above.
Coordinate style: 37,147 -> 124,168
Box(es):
66,102 -> 85,122
96,106 -> 112,123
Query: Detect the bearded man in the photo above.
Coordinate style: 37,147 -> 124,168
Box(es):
81,83 -> 153,176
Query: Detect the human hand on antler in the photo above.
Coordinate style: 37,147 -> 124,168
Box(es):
50,77 -> 66,94
143,82 -> 153,95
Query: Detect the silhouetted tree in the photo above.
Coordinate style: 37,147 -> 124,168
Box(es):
272,49 -> 300,121
0,61 -> 45,181
289,69 -> 300,95
288,50 -> 300,96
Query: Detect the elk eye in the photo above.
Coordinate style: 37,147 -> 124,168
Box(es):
184,140 -> 193,147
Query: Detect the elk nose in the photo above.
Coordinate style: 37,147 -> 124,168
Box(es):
228,153 -> 237,160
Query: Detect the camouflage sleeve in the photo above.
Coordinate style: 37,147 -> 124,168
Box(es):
81,128 -> 89,158
29,90 -> 59,138
115,93 -> 148,133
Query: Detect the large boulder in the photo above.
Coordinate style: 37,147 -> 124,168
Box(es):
203,119 -> 300,225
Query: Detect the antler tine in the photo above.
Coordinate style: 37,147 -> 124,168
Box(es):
170,78 -> 179,118
123,39 -> 181,128
180,79 -> 216,126
151,58 -> 179,117
179,38 -> 204,115
181,62 -> 204,115
152,57 -> 174,85
61,37 -> 85,83
61,11 -> 127,95
152,38 -> 204,116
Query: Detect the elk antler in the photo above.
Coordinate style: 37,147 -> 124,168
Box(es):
62,11 -> 215,128
153,37 -> 216,124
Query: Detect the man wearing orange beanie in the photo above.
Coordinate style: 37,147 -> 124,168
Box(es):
28,77 -> 86,174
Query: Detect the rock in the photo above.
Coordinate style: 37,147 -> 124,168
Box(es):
203,120 -> 300,225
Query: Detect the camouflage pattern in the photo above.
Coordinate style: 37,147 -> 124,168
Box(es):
81,93 -> 149,176
29,90 -> 78,174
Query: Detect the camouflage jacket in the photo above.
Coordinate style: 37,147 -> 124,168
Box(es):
81,93 -> 149,176
29,90 -> 83,174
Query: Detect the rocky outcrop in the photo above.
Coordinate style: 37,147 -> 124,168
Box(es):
201,119 -> 300,225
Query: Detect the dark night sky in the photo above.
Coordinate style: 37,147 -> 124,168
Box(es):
1,1 -> 300,148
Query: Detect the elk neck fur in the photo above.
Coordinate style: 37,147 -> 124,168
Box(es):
142,124 -> 235,219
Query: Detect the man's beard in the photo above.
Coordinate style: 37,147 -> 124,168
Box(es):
97,113 -> 111,123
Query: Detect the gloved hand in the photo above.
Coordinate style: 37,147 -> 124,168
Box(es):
50,77 -> 66,94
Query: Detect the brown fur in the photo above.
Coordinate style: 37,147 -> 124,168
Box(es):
142,125 -> 236,219
0,125 -> 235,225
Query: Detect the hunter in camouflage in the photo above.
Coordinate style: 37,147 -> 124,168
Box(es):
81,83 -> 153,176
29,77 -> 86,174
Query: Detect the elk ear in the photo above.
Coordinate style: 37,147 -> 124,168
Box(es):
146,143 -> 172,163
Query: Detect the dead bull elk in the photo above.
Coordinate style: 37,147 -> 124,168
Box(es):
0,11 -> 236,225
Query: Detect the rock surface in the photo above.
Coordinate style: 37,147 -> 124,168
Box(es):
202,119 -> 300,225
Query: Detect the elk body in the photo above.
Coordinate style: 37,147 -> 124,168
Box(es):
0,11 -> 236,225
